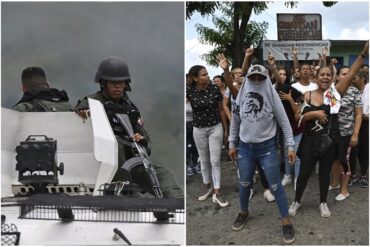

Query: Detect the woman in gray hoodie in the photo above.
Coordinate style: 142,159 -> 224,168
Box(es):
228,64 -> 296,244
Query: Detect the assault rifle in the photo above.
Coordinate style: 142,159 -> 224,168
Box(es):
114,113 -> 163,198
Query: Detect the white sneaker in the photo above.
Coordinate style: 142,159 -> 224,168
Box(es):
263,190 -> 275,202
319,202 -> 331,217
328,184 -> 340,191
212,194 -> 230,207
198,188 -> 213,201
335,193 -> 349,201
281,175 -> 292,186
289,201 -> 301,216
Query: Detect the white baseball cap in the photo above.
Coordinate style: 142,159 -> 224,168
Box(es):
247,65 -> 268,79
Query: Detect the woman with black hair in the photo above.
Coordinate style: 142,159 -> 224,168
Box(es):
186,65 -> 229,207
267,53 -> 304,191
289,41 -> 368,217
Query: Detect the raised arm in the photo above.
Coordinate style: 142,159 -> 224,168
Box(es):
241,47 -> 254,75
336,41 -> 369,96
217,53 -> 238,98
292,47 -> 299,69
330,58 -> 338,78
320,46 -> 329,67
316,54 -> 322,68
267,52 -> 281,85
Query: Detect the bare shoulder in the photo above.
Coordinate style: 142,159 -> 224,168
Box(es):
303,91 -> 311,102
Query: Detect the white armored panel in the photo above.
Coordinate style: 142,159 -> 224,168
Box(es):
1,106 -> 184,245
1,108 -> 22,197
88,98 -> 118,195
1,107 -> 99,196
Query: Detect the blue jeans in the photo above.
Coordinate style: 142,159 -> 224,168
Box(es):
284,133 -> 302,179
238,137 -> 289,218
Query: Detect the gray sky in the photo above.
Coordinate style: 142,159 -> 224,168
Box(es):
1,2 -> 185,185
186,1 -> 369,77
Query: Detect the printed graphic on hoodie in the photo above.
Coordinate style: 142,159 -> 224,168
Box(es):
241,92 -> 269,123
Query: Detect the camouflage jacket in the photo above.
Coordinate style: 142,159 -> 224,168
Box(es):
13,88 -> 73,112
338,86 -> 363,136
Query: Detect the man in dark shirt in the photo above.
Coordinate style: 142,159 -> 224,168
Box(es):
13,67 -> 72,112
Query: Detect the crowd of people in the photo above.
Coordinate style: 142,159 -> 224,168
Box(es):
186,41 -> 369,244
11,40 -> 369,244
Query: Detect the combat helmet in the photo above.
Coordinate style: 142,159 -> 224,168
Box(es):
95,56 -> 132,91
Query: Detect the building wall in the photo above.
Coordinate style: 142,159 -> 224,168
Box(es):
331,41 -> 369,67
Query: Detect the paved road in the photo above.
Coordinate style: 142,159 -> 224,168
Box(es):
186,150 -> 369,245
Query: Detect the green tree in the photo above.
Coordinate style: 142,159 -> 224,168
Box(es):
186,2 -> 220,19
187,1 -> 337,68
193,2 -> 269,68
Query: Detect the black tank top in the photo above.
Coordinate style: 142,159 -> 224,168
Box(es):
302,91 -> 339,137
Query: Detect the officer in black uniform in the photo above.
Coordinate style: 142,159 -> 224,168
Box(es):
75,56 -> 183,198
13,67 -> 73,112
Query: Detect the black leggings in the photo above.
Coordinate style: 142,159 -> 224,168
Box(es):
358,119 -> 369,176
295,135 -> 336,203
186,121 -> 199,166
344,147 -> 358,174
338,135 -> 358,174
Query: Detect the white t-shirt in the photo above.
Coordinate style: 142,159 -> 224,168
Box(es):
291,81 -> 318,94
224,88 -> 238,113
362,83 -> 369,115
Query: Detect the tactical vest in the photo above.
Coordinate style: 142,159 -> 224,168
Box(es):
75,91 -> 151,154
103,100 -> 141,137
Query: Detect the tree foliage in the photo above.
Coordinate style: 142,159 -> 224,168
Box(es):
186,2 -> 220,20
193,2 -> 269,68
284,1 -> 298,8
196,20 -> 268,67
322,1 -> 338,7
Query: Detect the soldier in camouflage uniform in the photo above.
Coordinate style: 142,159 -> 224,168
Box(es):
13,67 -> 73,112
75,56 -> 183,198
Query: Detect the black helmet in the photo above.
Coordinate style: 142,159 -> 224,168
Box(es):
95,56 -> 132,91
